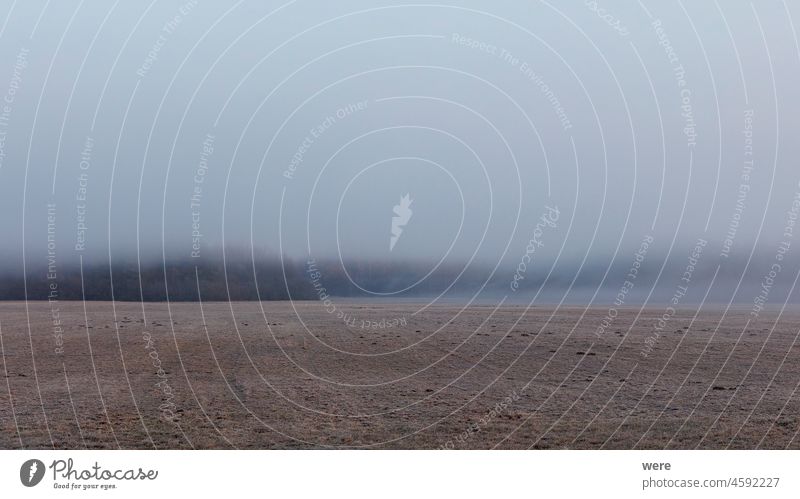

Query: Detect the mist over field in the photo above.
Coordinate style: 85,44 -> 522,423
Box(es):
3,247 -> 799,307
0,0 -> 799,310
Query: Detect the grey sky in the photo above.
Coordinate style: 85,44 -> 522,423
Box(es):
1,0 -> 798,292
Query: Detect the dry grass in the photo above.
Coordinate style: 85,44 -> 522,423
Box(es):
1,301 -> 798,449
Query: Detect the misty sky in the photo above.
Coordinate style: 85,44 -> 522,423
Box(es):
1,0 -> 799,291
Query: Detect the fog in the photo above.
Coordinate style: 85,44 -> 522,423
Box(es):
1,0 -> 799,304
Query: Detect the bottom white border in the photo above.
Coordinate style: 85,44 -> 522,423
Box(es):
1,450 -> 797,498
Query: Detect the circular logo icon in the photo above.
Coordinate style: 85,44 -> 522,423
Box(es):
20,459 -> 45,487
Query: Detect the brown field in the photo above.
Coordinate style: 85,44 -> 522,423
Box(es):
1,300 -> 798,449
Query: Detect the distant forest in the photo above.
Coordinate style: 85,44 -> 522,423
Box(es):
0,257 -> 487,301
2,250 -> 798,304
